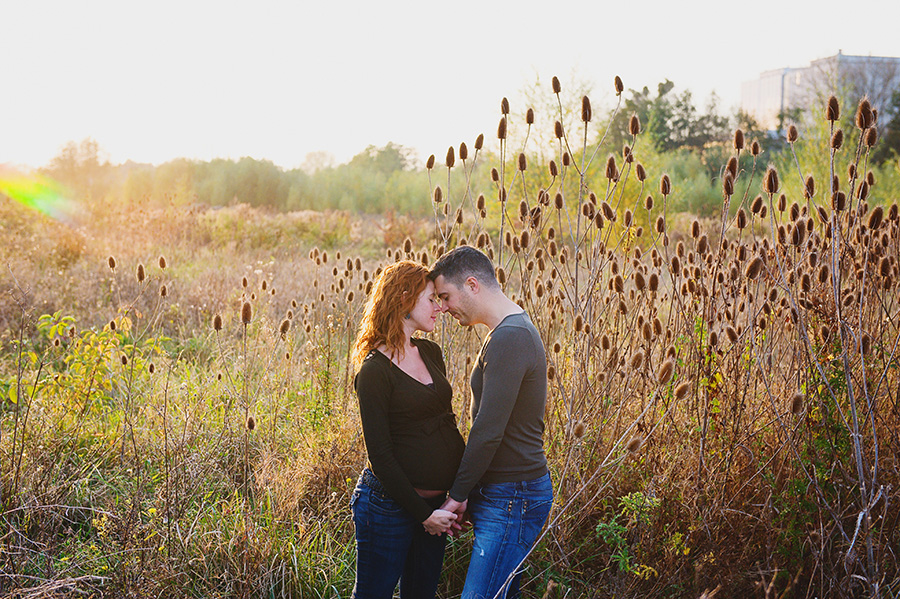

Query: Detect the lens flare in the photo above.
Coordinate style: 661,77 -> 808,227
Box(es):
0,171 -> 80,223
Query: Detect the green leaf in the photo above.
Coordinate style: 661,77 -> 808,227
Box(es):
8,384 -> 17,405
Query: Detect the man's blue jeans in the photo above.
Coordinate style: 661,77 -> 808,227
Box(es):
350,469 -> 447,599
461,472 -> 553,599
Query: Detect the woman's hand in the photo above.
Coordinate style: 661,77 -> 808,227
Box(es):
422,508 -> 457,535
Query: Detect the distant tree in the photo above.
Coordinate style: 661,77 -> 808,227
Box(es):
872,89 -> 900,164
42,138 -> 113,200
347,142 -> 415,175
301,151 -> 336,174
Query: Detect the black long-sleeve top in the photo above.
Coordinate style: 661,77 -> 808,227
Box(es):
354,337 -> 465,523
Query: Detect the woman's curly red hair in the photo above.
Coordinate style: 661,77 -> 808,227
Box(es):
352,260 -> 429,367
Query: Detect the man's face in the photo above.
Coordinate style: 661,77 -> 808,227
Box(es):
433,274 -> 475,326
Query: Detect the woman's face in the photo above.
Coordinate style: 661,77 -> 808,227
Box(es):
406,281 -> 441,333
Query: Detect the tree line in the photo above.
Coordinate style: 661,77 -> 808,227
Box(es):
36,80 -> 900,218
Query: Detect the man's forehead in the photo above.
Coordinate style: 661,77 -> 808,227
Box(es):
432,275 -> 455,293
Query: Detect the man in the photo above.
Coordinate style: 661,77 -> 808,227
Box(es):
428,246 -> 552,599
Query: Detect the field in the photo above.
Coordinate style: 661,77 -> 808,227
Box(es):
2,85 -> 900,598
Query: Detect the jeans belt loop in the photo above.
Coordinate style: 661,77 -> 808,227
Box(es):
362,468 -> 387,495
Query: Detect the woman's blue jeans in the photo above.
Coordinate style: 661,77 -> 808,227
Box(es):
461,472 -> 553,599
350,469 -> 447,599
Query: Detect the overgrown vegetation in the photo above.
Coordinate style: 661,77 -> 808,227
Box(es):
2,77 -> 900,598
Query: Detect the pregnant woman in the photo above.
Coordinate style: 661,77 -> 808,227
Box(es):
350,260 -> 465,599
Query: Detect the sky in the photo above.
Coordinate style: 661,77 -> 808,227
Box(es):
2,0 -> 899,171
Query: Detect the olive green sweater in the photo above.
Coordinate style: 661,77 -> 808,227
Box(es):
449,312 -> 549,502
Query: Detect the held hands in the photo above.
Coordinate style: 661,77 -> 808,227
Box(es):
422,509 -> 458,535
440,497 -> 470,536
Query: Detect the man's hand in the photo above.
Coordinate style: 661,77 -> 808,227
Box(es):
441,497 -> 470,535
422,509 -> 457,535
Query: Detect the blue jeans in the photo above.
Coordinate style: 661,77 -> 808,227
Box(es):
462,472 -> 553,599
350,469 -> 447,599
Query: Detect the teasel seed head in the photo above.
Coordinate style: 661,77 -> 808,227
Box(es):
722,171 -> 734,198
736,208 -> 747,229
763,166 -> 779,195
746,256 -> 764,280
614,75 -> 624,95
574,314 -> 584,332
518,152 -> 527,171
790,392 -> 805,415
826,95 -> 840,121
634,162 -> 647,182
660,173 -> 671,196
856,97 -> 874,130
473,132 -> 485,151
500,96 -> 509,115
674,380 -> 691,400
626,436 -> 644,453
562,152 -> 571,166
121,354 -> 128,366
600,334 -> 611,351
552,76 -> 561,94
831,129 -> 844,150
748,140 -> 760,157
456,142 -> 468,162
491,167 -> 500,182
554,120 -> 563,139
629,351 -> 644,370
445,146 -> 455,168
581,95 -> 592,122
108,256 -> 117,270
524,107 -> 535,125
213,314 -> 223,331
861,333 -> 872,356
247,415 -> 255,431
426,154 -> 435,169
864,126 -> 878,148
241,301 -> 252,325
629,113 -> 641,136
833,191 -> 847,211
605,155 -> 618,180
573,420 -> 586,438
803,174 -> 816,200
136,263 -> 146,284
159,284 -> 167,297
149,362 -> 155,374
279,318 -> 291,338
497,117 -> 507,140
787,124 -> 798,143
868,205 -> 884,230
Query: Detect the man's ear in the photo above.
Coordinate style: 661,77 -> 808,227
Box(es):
465,276 -> 479,294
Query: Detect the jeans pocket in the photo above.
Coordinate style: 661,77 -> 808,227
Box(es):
367,489 -> 405,518
519,497 -> 552,546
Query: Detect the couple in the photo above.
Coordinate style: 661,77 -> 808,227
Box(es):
350,246 -> 553,599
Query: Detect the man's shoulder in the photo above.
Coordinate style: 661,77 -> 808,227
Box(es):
489,313 -> 542,348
